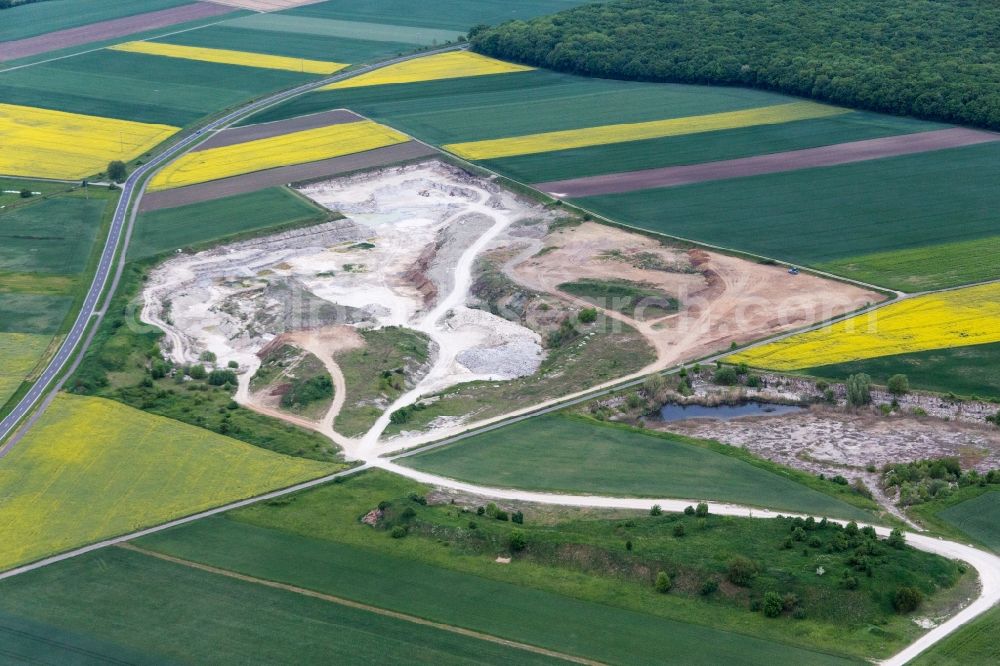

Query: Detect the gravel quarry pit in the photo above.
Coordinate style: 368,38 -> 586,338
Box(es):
142,162 -> 550,456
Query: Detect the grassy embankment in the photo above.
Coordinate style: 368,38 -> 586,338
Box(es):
120,468 -> 967,662
333,326 -> 432,437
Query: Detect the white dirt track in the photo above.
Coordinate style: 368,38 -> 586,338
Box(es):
371,459 -> 1000,666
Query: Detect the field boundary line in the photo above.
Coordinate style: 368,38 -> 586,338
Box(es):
117,543 -> 603,666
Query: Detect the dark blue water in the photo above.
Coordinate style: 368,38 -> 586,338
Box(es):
659,402 -> 806,422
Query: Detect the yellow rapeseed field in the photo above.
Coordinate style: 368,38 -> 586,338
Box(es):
0,103 -> 178,179
445,101 -> 846,160
728,283 -> 1000,371
109,41 -> 348,74
148,120 -> 409,191
0,332 -> 50,408
0,394 -> 339,571
322,51 -> 532,90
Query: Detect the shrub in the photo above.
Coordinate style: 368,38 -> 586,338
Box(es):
763,591 -> 783,617
495,510 -> 509,521
846,373 -> 872,407
207,369 -> 237,386
649,504 -> 662,516
476,506 -> 485,516
199,351 -> 217,363
578,307 -> 598,324
673,523 -> 686,537
512,510 -> 524,524
468,521 -> 477,529
727,556 -> 757,586
19,188 -> 32,198
187,364 -> 207,380
390,526 -> 407,538
625,540 -> 633,551
695,502 -> 709,517
887,374 -> 909,396
407,492 -> 427,505
700,579 -> 719,596
401,507 -> 416,520
227,360 -> 239,369
684,505 -> 695,515
655,571 -> 672,593
713,366 -> 739,386
893,587 -> 923,613
509,528 -> 527,552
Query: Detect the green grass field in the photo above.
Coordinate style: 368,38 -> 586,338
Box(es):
132,513 -> 859,665
804,341 -> 1000,401
403,414 -> 872,518
0,392 -> 337,571
0,548 -> 557,665
155,24 -> 417,64
222,12 -> 458,46
0,332 -> 49,408
578,141 -> 1000,288
128,469 -> 963,661
131,188 -> 328,259
911,606 -> 1000,666
482,111 -> 940,184
283,0 -> 599,32
0,49 -> 313,126
247,68 -> 793,132
817,235 -> 1000,291
936,492 -> 1000,552
0,0 -> 190,42
0,293 -> 73,335
0,196 -> 106,275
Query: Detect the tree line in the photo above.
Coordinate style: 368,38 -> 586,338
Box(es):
470,0 -> 1000,131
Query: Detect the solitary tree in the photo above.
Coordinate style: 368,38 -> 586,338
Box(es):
846,373 -> 872,407
887,374 -> 910,396
695,502 -> 709,517
107,160 -> 127,182
893,587 -> 923,613
654,571 -> 672,593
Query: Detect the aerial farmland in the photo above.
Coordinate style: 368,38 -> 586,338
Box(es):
0,1 -> 997,664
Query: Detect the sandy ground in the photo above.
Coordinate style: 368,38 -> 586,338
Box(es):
0,3 -> 235,62
193,110 -> 363,152
538,128 -> 1000,196
510,221 -> 881,370
139,143 -> 436,211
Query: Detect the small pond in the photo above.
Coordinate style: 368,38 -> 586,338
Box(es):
658,401 -> 806,422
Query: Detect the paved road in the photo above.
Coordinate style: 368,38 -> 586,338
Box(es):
0,44 -> 465,456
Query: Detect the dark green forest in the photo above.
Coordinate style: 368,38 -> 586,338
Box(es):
470,0 -> 1000,130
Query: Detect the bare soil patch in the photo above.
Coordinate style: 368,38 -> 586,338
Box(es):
538,128 -> 1000,197
193,110 -> 363,152
0,3 -> 235,62
139,142 -> 437,211
206,0 -> 325,11
511,221 -> 880,369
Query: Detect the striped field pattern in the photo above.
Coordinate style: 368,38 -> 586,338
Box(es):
727,282 -> 1000,371
109,41 -> 348,75
445,101 -> 847,159
322,51 -> 533,90
148,120 -> 410,191
0,102 -> 178,179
